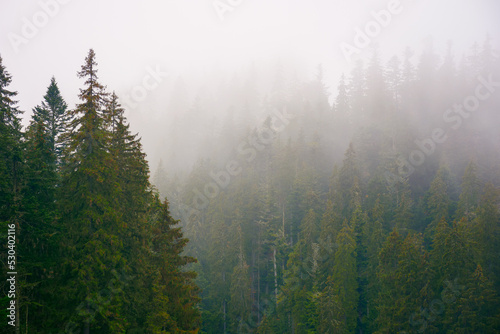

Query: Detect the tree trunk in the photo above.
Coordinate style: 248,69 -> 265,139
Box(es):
223,300 -> 226,334
273,247 -> 278,306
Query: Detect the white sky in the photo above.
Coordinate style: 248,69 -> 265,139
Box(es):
1,0 -> 499,161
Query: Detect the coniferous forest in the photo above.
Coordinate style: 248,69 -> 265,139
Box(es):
2,2 -> 500,333
2,37 -> 500,333
1,50 -> 200,332
154,39 -> 500,333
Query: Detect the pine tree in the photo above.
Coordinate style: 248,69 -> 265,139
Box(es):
229,247 -> 252,333
0,54 -> 23,227
386,55 -> 402,111
361,197 -> 386,331
365,47 -> 387,119
58,49 -> 127,332
19,110 -> 59,331
300,208 -> 319,255
456,161 -> 482,221
32,76 -> 69,165
318,199 -> 342,285
334,73 -> 350,117
338,143 -> 361,221
425,167 -> 451,240
430,219 -> 475,288
153,159 -> 169,199
472,184 -> 500,288
0,54 -> 23,330
376,231 -> 430,333
348,60 -> 366,124
106,91 -> 151,221
146,198 -> 201,333
393,178 -> 414,232
446,264 -> 499,333
330,220 -> 359,333
317,277 -> 346,333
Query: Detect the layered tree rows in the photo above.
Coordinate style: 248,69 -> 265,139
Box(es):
0,50 -> 200,333
154,39 -> 500,333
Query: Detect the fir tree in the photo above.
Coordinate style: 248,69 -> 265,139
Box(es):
330,220 -> 359,333
456,161 -> 482,221
58,49 -> 126,332
146,198 -> 201,333
32,76 -> 69,165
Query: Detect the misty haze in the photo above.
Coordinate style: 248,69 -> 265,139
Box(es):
1,0 -> 500,333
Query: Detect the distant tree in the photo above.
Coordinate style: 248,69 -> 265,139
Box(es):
386,55 -> 402,111
445,264 -> 499,333
376,231 -> 430,333
472,184 -> 500,287
456,161 -> 482,221
329,220 -> 359,333
425,167 -> 451,240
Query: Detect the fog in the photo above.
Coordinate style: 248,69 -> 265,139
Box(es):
4,1 -> 500,332
2,0 -> 499,173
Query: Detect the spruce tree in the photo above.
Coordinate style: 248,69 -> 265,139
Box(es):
473,184 -> 500,288
0,54 -> 23,226
146,198 -> 201,333
456,161 -> 482,221
0,54 -> 23,330
330,220 -> 359,333
58,49 -> 127,332
425,167 -> 451,240
32,76 -> 69,165
19,111 -> 59,331
446,264 -> 499,333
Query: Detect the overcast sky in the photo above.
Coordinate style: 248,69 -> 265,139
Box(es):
1,0 -> 499,165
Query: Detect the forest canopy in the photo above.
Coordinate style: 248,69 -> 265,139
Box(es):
0,8 -> 500,332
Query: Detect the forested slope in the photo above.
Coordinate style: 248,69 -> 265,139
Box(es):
1,37 -> 500,334
154,39 -> 500,333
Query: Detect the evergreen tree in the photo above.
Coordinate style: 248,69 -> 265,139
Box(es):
229,247 -> 252,333
386,55 -> 402,111
106,91 -> 151,222
376,231 -> 430,333
146,198 -> 201,333
330,220 -> 359,333
19,110 -> 59,330
456,161 -> 482,221
317,277 -> 346,333
58,49 -> 127,332
338,143 -> 361,221
472,184 -> 500,288
0,54 -> 23,329
446,264 -> 499,333
0,54 -> 23,228
425,167 -> 451,240
393,178 -> 414,231
32,76 -> 69,165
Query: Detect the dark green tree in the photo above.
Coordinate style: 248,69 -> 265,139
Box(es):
32,76 -> 69,165
58,49 -> 127,332
456,161 -> 482,221
0,54 -> 23,330
146,198 -> 201,333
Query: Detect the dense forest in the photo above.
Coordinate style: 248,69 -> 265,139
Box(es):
153,38 -> 500,333
0,50 -> 200,333
1,37 -> 500,333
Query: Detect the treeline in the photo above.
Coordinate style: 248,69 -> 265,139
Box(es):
154,38 -> 500,333
0,50 -> 200,333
